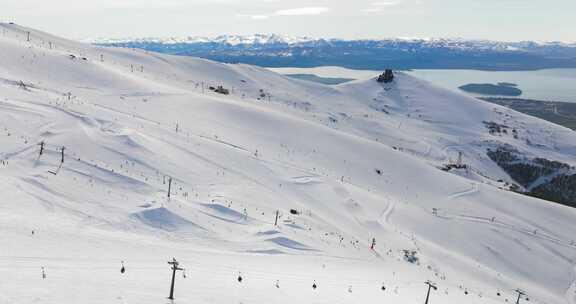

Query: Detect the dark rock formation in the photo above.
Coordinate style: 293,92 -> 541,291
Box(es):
377,69 -> 394,83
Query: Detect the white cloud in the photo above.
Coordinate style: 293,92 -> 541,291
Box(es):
273,7 -> 330,16
371,1 -> 402,7
362,0 -> 412,13
237,14 -> 270,20
238,6 -> 330,20
361,8 -> 384,13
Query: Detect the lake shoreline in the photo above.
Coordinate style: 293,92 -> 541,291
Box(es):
269,67 -> 576,103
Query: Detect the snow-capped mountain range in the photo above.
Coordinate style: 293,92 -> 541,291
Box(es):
90,34 -> 576,71
88,34 -> 319,46
88,34 -> 576,49
2,23 -> 576,304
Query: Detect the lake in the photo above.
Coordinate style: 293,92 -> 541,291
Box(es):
269,67 -> 576,103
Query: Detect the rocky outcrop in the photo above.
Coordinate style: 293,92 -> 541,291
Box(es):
377,69 -> 394,83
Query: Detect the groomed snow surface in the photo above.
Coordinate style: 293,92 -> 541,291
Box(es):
1,23 -> 576,304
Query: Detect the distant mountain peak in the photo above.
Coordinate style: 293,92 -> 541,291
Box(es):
87,34 -> 576,49
86,34 -> 318,45
88,33 -> 576,71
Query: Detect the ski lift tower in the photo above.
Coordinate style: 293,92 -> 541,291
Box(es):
424,281 -> 437,304
167,258 -> 185,300
514,289 -> 526,304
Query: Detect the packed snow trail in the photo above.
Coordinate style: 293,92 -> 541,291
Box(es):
433,208 -> 576,248
448,183 -> 479,199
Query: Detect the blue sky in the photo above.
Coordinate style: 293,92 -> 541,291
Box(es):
2,0 -> 574,41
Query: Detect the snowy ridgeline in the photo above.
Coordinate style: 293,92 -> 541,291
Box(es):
1,23 -> 576,304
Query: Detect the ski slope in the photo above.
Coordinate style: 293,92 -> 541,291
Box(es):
1,23 -> 576,304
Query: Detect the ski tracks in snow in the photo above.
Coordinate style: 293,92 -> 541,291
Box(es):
448,182 -> 479,200
566,264 -> 576,304
380,198 -> 396,226
435,209 -> 576,250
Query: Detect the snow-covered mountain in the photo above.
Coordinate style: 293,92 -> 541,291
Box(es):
88,34 -> 576,49
2,23 -> 576,304
90,35 -> 576,71
88,34 -> 318,46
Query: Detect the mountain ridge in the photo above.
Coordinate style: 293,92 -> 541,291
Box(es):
91,34 -> 576,71
87,34 -> 576,49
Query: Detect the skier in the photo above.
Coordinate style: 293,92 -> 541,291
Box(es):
370,238 -> 376,250
120,261 -> 125,274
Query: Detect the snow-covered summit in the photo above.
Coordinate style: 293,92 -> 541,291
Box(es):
2,23 -> 576,304
88,34 -> 576,50
87,33 -> 318,45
